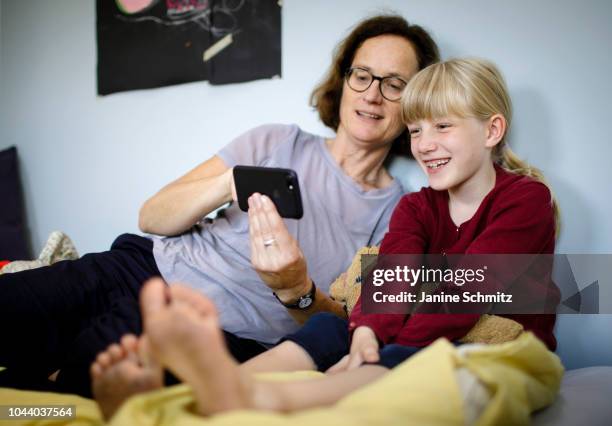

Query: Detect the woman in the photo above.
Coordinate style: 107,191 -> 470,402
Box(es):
91,57 -> 560,419
0,15 -> 439,396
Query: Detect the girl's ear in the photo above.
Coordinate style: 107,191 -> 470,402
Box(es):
484,114 -> 506,148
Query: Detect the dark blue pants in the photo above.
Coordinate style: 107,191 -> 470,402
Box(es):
0,234 -> 266,396
282,313 -> 429,371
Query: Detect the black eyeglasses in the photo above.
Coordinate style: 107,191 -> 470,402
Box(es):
345,67 -> 408,102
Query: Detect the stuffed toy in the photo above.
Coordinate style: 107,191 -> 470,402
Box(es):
329,246 -> 524,344
0,231 -> 79,274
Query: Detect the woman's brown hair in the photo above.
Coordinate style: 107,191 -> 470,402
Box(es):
310,15 -> 440,156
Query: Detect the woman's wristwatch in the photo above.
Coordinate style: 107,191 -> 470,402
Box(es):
273,280 -> 316,310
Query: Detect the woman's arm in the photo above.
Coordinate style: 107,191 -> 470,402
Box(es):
139,155 -> 235,236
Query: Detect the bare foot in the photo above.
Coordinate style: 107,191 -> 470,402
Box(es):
140,278 -> 283,415
91,334 -> 163,420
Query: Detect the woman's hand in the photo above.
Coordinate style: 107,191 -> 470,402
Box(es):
248,193 -> 311,302
326,326 -> 380,374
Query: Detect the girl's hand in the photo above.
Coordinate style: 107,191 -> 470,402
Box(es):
248,193 -> 311,301
326,326 -> 380,374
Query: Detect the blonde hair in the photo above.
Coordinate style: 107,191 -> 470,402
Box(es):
401,58 -> 560,235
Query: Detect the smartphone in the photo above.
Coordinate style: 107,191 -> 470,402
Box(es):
233,165 -> 304,219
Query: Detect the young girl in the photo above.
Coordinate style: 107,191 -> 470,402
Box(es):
91,58 -> 560,418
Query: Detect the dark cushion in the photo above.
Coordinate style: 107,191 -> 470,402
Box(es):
0,146 -> 30,259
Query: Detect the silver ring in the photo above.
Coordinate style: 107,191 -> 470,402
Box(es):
263,237 -> 276,247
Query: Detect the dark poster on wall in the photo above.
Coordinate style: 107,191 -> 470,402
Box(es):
96,0 -> 281,95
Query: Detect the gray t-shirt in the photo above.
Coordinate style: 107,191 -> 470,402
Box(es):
152,124 -> 404,344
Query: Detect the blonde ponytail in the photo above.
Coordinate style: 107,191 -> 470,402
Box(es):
497,146 -> 561,236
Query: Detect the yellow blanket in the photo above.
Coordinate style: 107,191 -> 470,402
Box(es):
0,333 -> 563,426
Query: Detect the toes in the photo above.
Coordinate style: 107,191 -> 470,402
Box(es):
96,351 -> 112,370
138,335 -> 157,368
137,336 -> 163,383
171,284 -> 218,317
90,362 -> 103,379
107,343 -> 124,363
140,277 -> 169,324
168,284 -> 194,305
121,334 -> 139,352
121,334 -> 140,364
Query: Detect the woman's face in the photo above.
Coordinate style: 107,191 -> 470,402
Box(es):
407,116 -> 496,192
338,35 -> 419,148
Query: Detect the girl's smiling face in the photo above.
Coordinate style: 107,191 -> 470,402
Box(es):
408,115 -> 505,194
